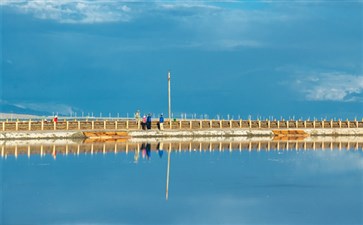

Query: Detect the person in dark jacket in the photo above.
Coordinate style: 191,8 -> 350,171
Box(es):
146,114 -> 152,129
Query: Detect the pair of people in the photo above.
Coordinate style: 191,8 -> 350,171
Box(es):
141,114 -> 153,130
141,114 -> 164,130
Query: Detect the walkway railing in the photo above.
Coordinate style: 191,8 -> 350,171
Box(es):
1,119 -> 363,131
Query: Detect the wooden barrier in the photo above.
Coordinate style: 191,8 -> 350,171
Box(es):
1,119 -> 363,132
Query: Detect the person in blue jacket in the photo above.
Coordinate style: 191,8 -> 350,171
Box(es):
159,114 -> 164,130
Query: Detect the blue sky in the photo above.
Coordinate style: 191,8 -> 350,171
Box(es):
1,1 -> 362,119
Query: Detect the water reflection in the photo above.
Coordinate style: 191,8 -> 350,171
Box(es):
1,137 -> 363,225
1,137 -> 363,159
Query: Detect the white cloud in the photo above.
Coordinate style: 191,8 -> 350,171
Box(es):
295,73 -> 363,102
160,2 -> 220,10
1,1 -> 286,48
151,4 -> 278,50
3,1 -> 349,53
2,1 -> 132,24
121,5 -> 131,12
218,39 -> 264,48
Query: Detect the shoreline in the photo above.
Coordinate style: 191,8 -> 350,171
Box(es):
1,128 -> 363,140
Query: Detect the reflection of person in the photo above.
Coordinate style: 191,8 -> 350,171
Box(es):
134,147 -> 140,163
141,143 -> 146,159
146,114 -> 152,130
159,114 -> 164,130
146,143 -> 151,159
157,142 -> 164,158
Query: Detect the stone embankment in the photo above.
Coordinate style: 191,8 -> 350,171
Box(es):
0,128 -> 362,140
0,131 -> 85,140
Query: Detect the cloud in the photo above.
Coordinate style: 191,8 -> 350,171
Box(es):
159,2 -> 221,10
148,2 -> 280,50
294,73 -> 363,102
1,0 -> 132,24
2,1 -> 360,54
1,1 -> 282,50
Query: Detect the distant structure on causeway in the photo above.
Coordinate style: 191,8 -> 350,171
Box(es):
1,117 -> 363,140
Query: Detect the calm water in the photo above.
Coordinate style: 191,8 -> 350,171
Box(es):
1,144 -> 363,225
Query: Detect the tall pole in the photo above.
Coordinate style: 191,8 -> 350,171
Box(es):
168,71 -> 171,121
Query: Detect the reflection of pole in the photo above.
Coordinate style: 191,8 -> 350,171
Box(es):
166,149 -> 171,200
168,71 -> 171,121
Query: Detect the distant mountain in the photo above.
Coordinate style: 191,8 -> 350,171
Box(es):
0,102 -> 51,116
0,113 -> 44,119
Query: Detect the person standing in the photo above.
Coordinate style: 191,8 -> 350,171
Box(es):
159,114 -> 164,130
146,114 -> 152,129
142,115 -> 147,130
135,110 -> 140,121
135,110 -> 140,129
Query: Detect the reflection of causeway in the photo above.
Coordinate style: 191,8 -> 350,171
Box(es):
1,137 -> 363,158
2,137 -> 363,201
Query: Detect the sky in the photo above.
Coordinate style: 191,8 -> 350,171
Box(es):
1,1 -> 362,119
